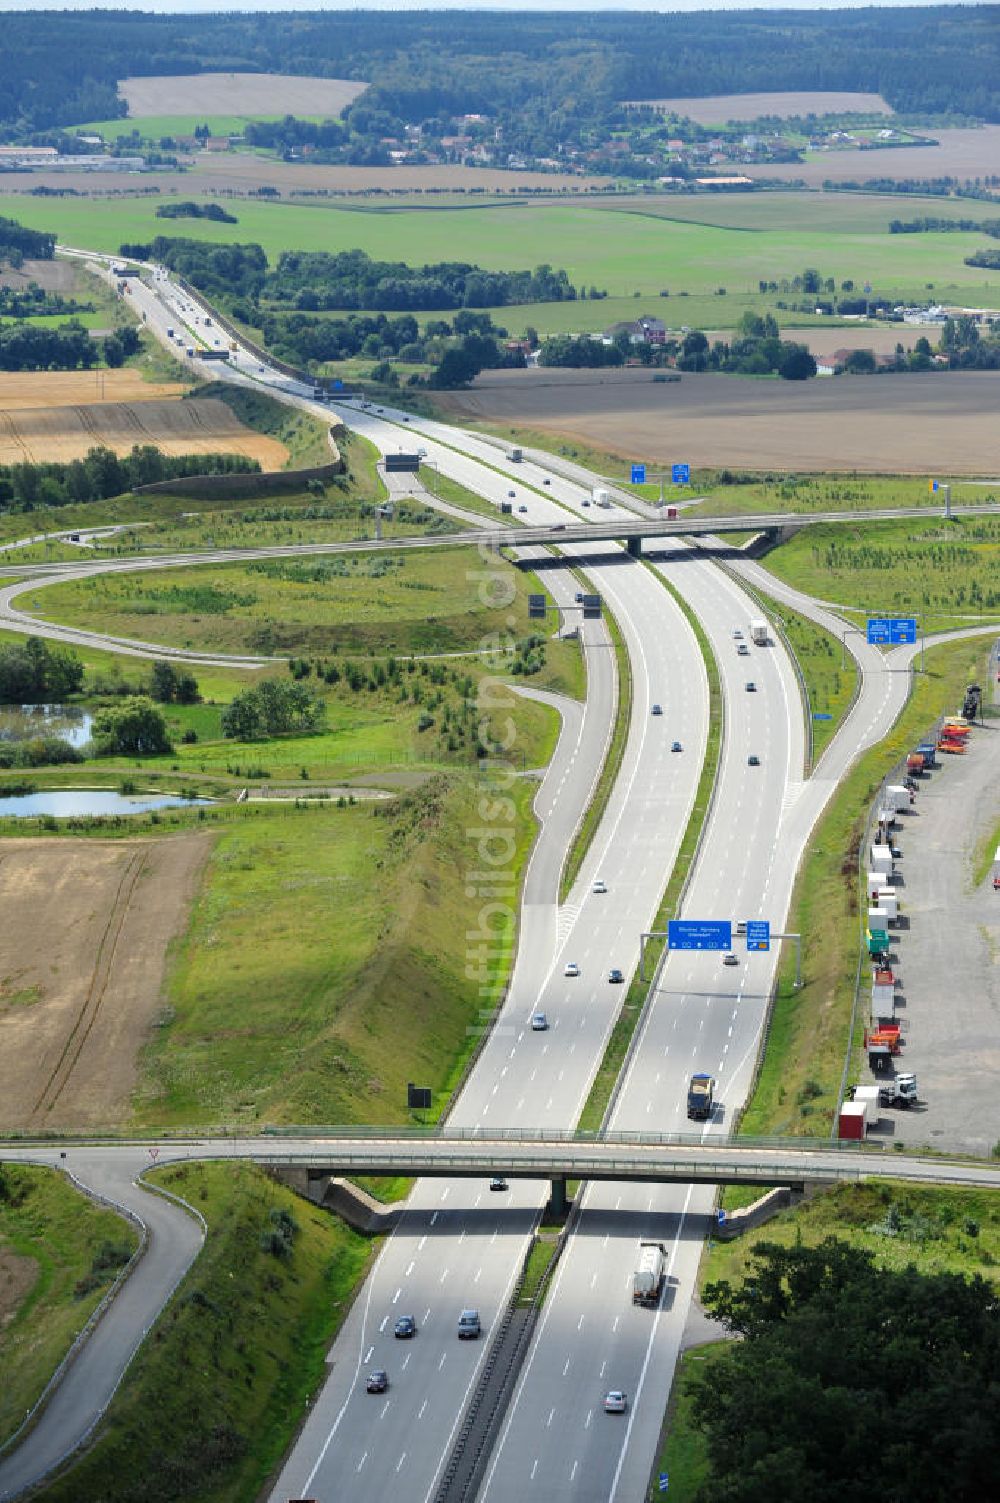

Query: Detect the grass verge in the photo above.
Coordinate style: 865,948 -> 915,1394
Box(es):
37,1161 -> 372,1503
193,381 -> 333,470
558,601 -> 628,902
575,573 -> 721,1133
0,1164 -> 139,1449
738,632 -> 991,1137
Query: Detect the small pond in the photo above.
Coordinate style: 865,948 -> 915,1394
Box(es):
0,790 -> 214,819
0,704 -> 94,749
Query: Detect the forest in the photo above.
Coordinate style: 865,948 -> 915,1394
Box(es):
0,443 -> 260,512
0,7 -> 997,148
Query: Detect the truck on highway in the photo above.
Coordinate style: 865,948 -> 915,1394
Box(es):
508,446 -> 522,462
632,1241 -> 666,1305
686,1072 -> 715,1121
750,619 -> 768,646
593,487 -> 612,507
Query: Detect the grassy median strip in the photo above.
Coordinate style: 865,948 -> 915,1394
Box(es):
739,632 -> 990,1138
748,582 -> 857,765
558,602 -> 630,903
576,572 -> 721,1133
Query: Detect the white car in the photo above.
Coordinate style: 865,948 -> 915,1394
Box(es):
592,879 -> 607,894
530,1012 -> 548,1031
564,962 -> 580,977
733,629 -> 743,639
604,1390 -> 628,1414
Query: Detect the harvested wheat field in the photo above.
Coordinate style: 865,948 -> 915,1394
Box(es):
625,90 -> 891,123
0,371 -> 188,411
439,368 -> 1000,476
119,70 -> 368,118
0,834 -> 210,1131
0,395 -> 288,468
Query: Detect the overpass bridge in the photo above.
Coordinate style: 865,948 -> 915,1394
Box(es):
13,1129 -> 994,1214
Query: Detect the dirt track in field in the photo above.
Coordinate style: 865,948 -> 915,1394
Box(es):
0,834 -> 211,1131
0,393 -> 288,469
119,70 -> 369,118
438,367 -> 1000,475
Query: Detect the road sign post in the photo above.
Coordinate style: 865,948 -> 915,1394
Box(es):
667,920 -> 732,951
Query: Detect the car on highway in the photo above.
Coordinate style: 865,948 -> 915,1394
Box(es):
723,952 -> 738,966
671,740 -> 683,753
735,921 -> 747,935
394,1314 -> 417,1338
745,681 -> 756,692
604,1390 -> 628,1414
458,1309 -> 481,1339
737,643 -> 750,656
575,591 -> 584,602
651,703 -> 663,716
530,1011 -> 549,1031
508,489 -> 516,497
366,1369 -> 389,1394
608,968 -> 624,984
592,879 -> 607,894
733,629 -> 743,639
748,754 -> 761,766
543,477 -> 551,485
551,523 -> 566,531
564,961 -> 580,977
402,415 -> 410,422
518,504 -> 528,513
489,1176 -> 508,1192
582,498 -> 591,507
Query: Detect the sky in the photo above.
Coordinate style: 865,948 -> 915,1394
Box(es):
0,1 -> 989,13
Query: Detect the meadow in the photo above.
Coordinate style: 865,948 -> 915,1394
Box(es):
2,192 -> 997,342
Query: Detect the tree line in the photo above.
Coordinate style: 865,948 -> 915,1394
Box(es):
0,215 -> 55,267
0,443 -> 260,513
0,319 -> 140,372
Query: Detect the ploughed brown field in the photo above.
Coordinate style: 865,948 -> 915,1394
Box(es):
0,835 -> 210,1131
625,90 -> 891,123
118,70 -> 369,118
0,373 -> 288,468
436,368 -> 1000,476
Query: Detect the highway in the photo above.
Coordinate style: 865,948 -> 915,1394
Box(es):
2,251 -> 994,1502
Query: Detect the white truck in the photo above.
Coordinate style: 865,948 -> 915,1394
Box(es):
750,619 -> 768,646
632,1241 -> 666,1305
508,446 -> 522,462
593,487 -> 612,507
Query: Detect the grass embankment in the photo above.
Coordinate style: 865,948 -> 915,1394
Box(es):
971,813 -> 1000,888
763,513 -> 1000,637
0,1164 -> 138,1448
739,632 -> 990,1138
655,1179 -> 1000,1501
558,603 -> 628,903
25,545 -> 561,658
576,575 -> 721,1133
192,381 -> 333,470
746,583 -> 857,764
134,774 -> 541,1130
37,1161 -> 372,1503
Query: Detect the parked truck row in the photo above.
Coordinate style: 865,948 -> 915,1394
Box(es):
844,691 -> 984,1138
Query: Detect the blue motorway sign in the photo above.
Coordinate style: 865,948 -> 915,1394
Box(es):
658,1475 -> 670,1493
631,463 -> 646,485
668,920 -> 732,952
671,462 -> 690,485
867,617 -> 917,646
813,712 -> 832,721
332,378 -> 344,391
746,920 -> 770,953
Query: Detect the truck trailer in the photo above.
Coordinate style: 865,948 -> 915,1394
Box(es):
750,619 -> 768,646
632,1242 -> 666,1305
686,1073 -> 715,1121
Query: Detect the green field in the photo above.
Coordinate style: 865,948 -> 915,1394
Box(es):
25,545 -> 557,656
762,513 -> 1000,636
0,1164 -> 139,1448
77,114 -> 320,141
748,585 -> 857,762
38,1161 -> 371,1503
3,192 -> 998,338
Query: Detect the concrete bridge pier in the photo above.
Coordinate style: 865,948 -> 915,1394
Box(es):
626,535 -> 642,558
548,1174 -> 569,1217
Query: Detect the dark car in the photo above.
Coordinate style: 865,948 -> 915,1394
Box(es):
394,1314 -> 417,1338
608,968 -> 624,984
748,754 -> 761,767
366,1369 -> 389,1394
489,1176 -> 508,1191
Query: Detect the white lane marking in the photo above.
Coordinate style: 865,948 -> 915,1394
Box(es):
585,1409 -> 593,1429
379,1316 -> 388,1333
397,1452 -> 407,1473
418,1236 -> 427,1251
392,1287 -> 401,1304
530,1459 -> 538,1479
563,1358 -> 571,1376
405,1261 -> 415,1277
440,1268 -> 449,1283
600,1359 -> 607,1378
357,1451 -> 368,1472
418,1400 -> 428,1419
430,1212 -> 439,1226
577,1313 -> 585,1330
423,1308 -> 431,1322
571,1460 -> 579,1481
402,1353 -> 411,1370
380,1400 -> 391,1419
547,1408 -> 555,1428
438,1353 -> 447,1370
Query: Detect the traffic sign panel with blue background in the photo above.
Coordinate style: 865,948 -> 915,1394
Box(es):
746,920 -> 770,952
867,617 -> 917,645
668,919 -> 732,951
631,463 -> 646,484
671,462 -> 690,484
